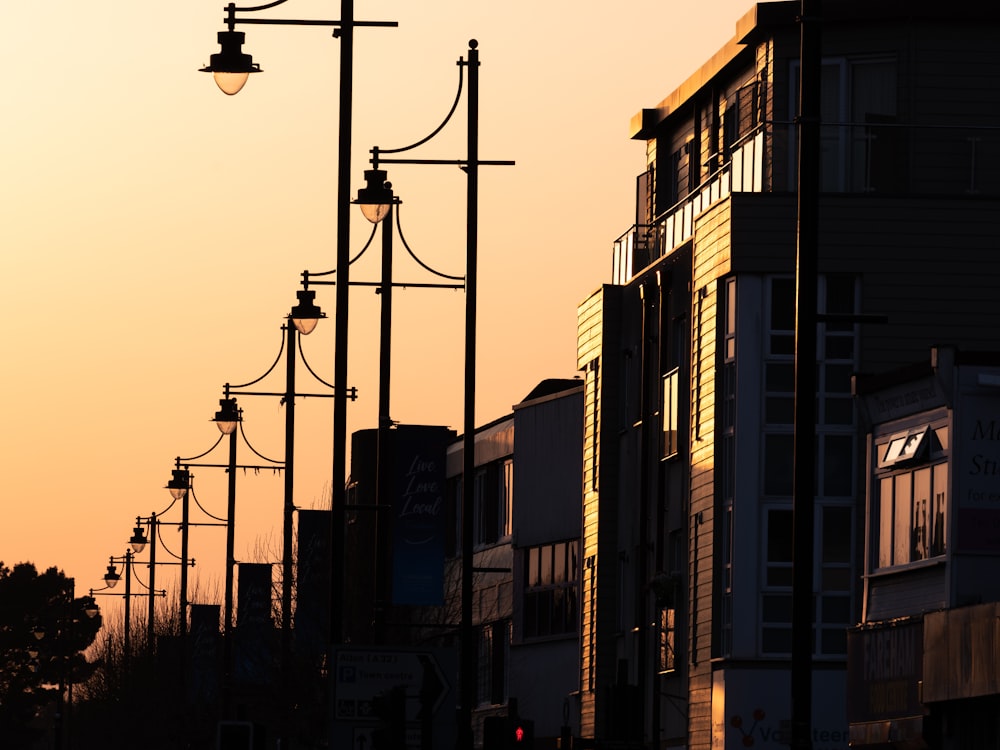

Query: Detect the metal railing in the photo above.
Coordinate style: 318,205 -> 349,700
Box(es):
612,120 -> 1000,284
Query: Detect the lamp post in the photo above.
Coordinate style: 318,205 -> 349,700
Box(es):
351,170 -> 464,641
362,41 -> 513,746
221,291 -> 335,744
92,552 -> 166,674
129,513 -> 196,656
201,0 -> 397,662
169,400 -> 284,718
166,468 -> 194,643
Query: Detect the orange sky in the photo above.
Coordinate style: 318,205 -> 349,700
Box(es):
1,0 -> 754,615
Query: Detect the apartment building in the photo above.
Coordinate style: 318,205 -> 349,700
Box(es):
576,2 -> 1000,749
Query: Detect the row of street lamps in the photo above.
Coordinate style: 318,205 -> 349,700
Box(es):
86,2 -> 509,746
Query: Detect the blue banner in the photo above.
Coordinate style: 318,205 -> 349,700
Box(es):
391,426 -> 452,606
235,562 -> 273,685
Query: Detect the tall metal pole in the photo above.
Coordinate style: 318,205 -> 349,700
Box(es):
459,38 -> 480,750
124,551 -> 133,668
180,483 -> 190,644
791,1 -> 821,748
330,0 -> 354,653
375,203 -> 394,643
148,513 -> 157,654
282,322 -> 297,747
224,417 -> 238,718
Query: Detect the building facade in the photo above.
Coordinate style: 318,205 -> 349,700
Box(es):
342,382 -> 584,748
443,379 -> 584,747
850,348 -> 1000,749
577,2 -> 1000,749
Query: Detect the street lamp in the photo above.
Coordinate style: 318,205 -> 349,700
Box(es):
355,168 -> 394,224
349,168 -> 467,644
219,292 -> 337,740
213,397 -> 241,436
169,400 -> 283,718
200,1 -> 397,667
359,40 -> 513,745
128,513 -> 194,657
201,29 -> 260,95
92,552 -> 166,674
290,288 -> 325,336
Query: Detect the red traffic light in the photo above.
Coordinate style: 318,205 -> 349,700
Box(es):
514,726 -> 525,742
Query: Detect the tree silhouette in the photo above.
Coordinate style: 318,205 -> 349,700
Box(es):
0,562 -> 102,748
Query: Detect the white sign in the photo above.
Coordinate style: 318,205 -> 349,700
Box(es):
334,648 -> 449,722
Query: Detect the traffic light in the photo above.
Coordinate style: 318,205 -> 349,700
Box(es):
483,715 -> 534,750
511,718 -> 534,749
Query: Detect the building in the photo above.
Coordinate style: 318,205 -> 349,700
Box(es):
850,348 -> 1000,749
443,379 -> 584,747
341,381 -> 584,748
577,2 -> 1000,749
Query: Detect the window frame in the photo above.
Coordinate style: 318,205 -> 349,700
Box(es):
522,540 -> 580,641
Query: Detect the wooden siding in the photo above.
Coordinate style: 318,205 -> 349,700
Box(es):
867,565 -> 947,622
686,199 -> 733,750
924,602 -> 1000,703
576,286 -> 623,738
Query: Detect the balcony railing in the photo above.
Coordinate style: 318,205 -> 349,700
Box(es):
612,121 -> 1000,284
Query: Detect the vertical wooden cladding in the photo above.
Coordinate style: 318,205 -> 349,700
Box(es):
576,286 -> 622,738
686,200 -> 734,750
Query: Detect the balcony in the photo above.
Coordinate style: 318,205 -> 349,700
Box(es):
612,121 -> 1000,285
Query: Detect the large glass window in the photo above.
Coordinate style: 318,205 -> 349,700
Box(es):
759,275 -> 858,657
523,540 -> 579,639
474,458 -> 513,547
818,505 -> 852,655
875,458 -> 948,568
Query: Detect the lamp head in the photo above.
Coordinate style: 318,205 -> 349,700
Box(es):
104,563 -> 120,589
354,169 -> 394,223
82,596 -> 100,619
129,523 -> 148,554
166,469 -> 191,500
289,289 -> 326,335
201,30 -> 261,95
213,397 -> 241,435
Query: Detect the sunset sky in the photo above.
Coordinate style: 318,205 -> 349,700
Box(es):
1,0 -> 754,615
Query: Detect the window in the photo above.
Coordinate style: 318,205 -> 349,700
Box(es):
876,453 -> 948,569
818,505 -> 852,655
662,368 -> 680,458
762,508 -> 793,655
474,459 -> 513,547
659,607 -> 677,674
477,620 -> 510,706
523,541 -> 579,639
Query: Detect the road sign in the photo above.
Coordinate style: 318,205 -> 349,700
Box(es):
332,646 -> 457,750
334,647 -> 451,721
